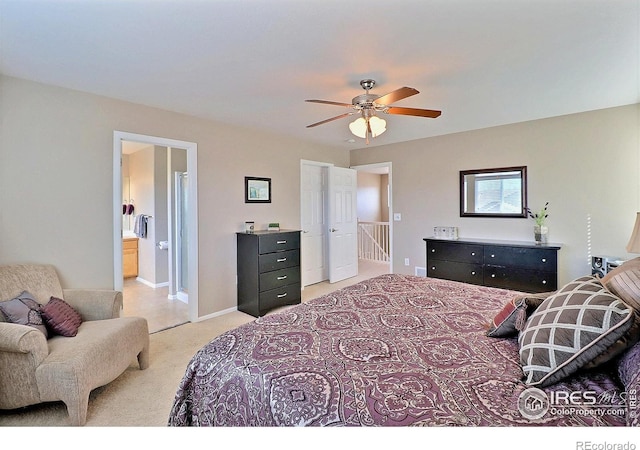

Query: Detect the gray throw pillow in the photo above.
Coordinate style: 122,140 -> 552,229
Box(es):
0,291 -> 48,337
519,276 -> 633,387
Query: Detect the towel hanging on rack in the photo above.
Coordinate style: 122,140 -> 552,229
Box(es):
133,214 -> 150,238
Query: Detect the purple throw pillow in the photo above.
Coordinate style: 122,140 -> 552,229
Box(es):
41,296 -> 83,337
0,291 -> 48,337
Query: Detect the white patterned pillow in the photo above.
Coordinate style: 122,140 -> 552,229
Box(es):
519,276 -> 634,387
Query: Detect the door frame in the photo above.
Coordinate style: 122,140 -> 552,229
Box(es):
113,131 -> 199,323
350,161 -> 394,274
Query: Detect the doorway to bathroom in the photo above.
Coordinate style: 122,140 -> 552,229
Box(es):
113,131 -> 199,333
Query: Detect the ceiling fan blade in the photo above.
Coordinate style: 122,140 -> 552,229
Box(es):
305,99 -> 353,108
306,112 -> 355,128
374,87 -> 419,105
366,119 -> 371,145
385,106 -> 442,118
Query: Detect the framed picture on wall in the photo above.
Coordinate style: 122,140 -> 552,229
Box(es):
245,176 -> 271,203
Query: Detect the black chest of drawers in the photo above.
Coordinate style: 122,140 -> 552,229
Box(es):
237,230 -> 302,317
424,237 -> 561,293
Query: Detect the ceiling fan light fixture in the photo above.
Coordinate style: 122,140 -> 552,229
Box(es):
306,79 -> 440,141
349,116 -> 386,139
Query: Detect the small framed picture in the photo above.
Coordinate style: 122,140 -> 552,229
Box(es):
245,176 -> 271,203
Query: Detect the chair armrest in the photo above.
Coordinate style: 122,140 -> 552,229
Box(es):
62,289 -> 123,320
0,322 -> 48,362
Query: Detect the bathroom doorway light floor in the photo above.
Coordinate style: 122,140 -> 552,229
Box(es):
122,278 -> 189,334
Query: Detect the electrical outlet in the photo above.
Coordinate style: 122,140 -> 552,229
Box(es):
404,258 -> 410,266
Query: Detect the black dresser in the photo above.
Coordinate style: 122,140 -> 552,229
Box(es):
424,237 -> 561,293
237,230 -> 301,317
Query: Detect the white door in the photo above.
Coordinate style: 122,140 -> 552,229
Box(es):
301,163 -> 329,286
328,166 -> 358,282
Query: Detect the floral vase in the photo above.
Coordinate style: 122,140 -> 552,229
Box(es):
534,225 -> 548,244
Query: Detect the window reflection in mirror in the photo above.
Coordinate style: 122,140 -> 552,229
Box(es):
460,166 -> 527,218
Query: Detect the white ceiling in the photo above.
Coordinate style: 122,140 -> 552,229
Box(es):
1,0 -> 638,150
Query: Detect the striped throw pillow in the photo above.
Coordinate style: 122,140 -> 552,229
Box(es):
601,257 -> 640,313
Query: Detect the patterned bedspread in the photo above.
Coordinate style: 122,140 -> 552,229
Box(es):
168,274 -> 626,426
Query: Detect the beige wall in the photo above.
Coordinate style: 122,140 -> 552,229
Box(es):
350,104 -> 640,285
152,146 -> 169,285
357,171 -> 383,222
0,75 -> 349,317
2,74 -> 638,315
380,173 -> 389,223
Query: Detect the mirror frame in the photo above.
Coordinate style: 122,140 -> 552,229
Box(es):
460,166 -> 527,218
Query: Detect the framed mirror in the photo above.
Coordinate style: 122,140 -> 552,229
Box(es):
460,166 -> 527,218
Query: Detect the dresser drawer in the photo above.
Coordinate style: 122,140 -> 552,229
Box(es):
484,266 -> 557,293
258,232 -> 300,254
258,283 -> 301,313
259,266 -> 300,292
484,245 -> 556,271
427,240 -> 483,264
259,249 -> 299,272
427,260 -> 483,285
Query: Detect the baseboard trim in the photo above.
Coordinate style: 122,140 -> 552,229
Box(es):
135,277 -> 169,289
176,291 -> 188,304
192,306 -> 238,323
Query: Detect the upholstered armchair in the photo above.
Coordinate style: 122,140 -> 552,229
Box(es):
0,264 -> 149,426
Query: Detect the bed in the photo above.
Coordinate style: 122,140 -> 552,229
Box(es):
168,273 -> 640,426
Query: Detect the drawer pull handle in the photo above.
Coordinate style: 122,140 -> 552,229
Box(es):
277,240 -> 287,244
277,293 -> 288,298
471,252 -> 475,256
541,258 -> 547,263
431,266 -> 436,270
277,275 -> 287,280
491,254 -> 495,258
277,258 -> 287,262
431,249 -> 435,253
542,280 -> 547,284
491,274 -> 496,278
471,271 -> 476,275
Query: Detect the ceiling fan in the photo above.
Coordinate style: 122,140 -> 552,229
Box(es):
306,79 -> 441,144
